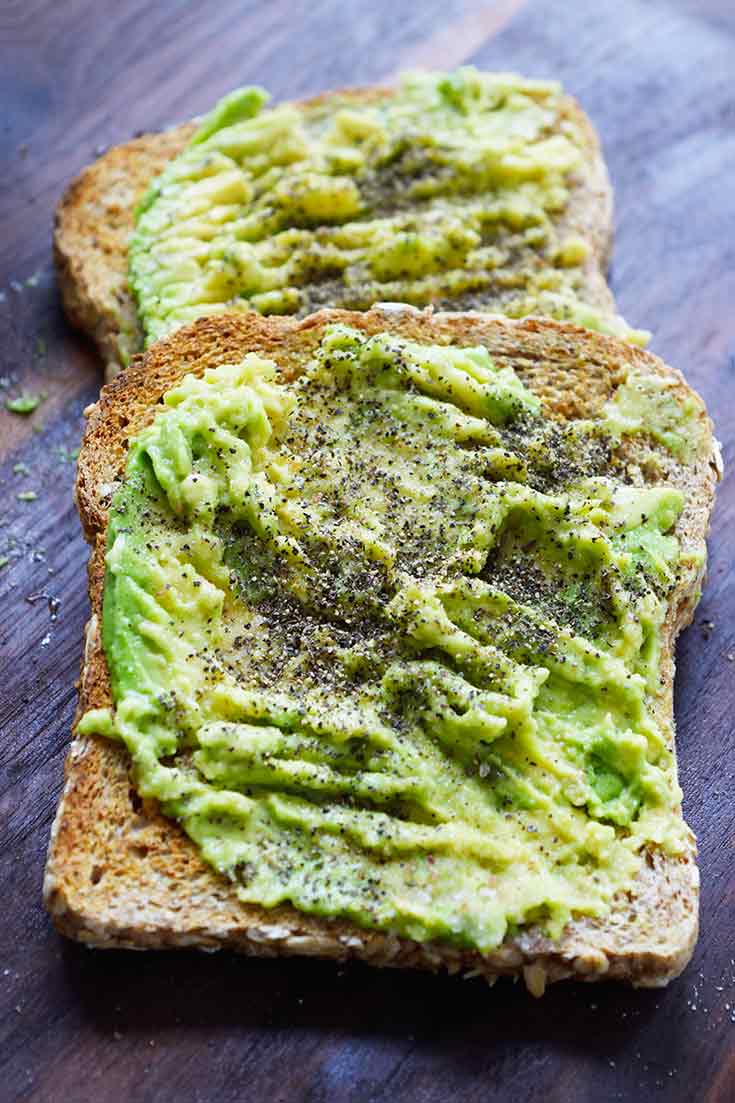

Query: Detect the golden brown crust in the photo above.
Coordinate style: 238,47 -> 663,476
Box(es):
45,308 -> 718,992
53,87 -> 617,381
54,124 -> 196,376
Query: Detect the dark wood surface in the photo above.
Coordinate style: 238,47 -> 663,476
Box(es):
2,2 -> 734,1100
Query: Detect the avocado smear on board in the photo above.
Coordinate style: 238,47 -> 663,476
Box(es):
82,326 -> 697,952
129,69 -> 647,353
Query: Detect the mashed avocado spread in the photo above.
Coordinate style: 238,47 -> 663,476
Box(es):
82,326 -> 694,952
129,70 -> 646,352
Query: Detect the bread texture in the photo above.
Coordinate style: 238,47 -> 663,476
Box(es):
54,86 -> 615,381
44,307 -> 719,993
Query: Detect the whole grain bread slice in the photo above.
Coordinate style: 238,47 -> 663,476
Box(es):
54,84 -> 615,381
44,307 -> 719,994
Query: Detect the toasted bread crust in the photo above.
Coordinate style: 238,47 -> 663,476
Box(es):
54,87 -> 616,381
44,308 -> 718,992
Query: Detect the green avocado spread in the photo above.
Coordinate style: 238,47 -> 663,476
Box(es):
82,326 -> 697,952
129,69 -> 646,352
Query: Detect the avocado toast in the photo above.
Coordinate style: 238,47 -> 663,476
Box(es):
44,306 -> 718,992
54,69 -> 640,381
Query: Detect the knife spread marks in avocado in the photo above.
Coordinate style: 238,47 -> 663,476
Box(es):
129,70 -> 647,350
83,327 -> 694,951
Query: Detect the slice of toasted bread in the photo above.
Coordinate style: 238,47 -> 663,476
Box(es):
44,306 -> 719,993
54,82 -> 616,381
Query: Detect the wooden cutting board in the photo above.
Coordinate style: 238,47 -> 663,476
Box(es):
1,2 -> 733,1100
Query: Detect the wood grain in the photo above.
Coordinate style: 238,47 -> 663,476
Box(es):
1,2 -> 734,1101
